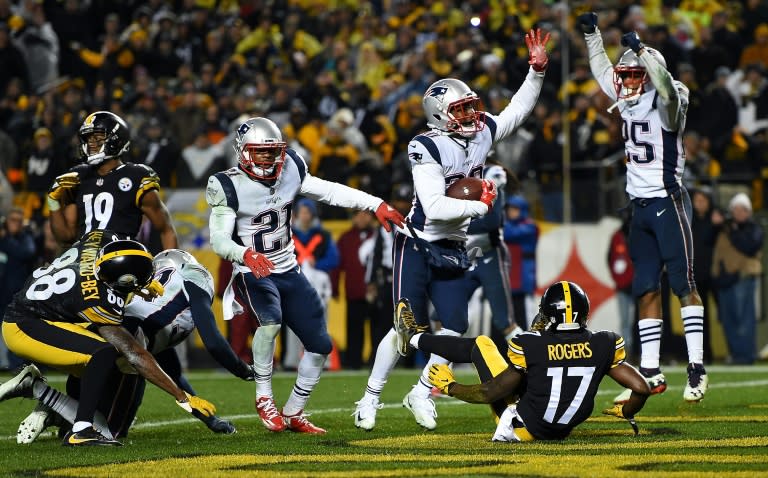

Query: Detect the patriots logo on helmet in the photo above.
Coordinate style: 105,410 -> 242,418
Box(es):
427,86 -> 448,99
237,123 -> 250,136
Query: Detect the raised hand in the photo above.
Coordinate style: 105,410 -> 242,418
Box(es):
577,12 -> 598,34
525,28 -> 551,72
621,31 -> 645,53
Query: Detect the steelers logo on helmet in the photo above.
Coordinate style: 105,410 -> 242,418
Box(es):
233,117 -> 286,181
94,239 -> 154,294
533,281 -> 591,332
423,78 -> 485,138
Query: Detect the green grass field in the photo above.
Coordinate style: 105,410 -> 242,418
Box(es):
1,365 -> 767,477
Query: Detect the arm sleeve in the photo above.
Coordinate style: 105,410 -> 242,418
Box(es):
206,175 -> 248,263
412,161 -> 488,220
186,280 -> 252,379
490,68 -> 545,141
639,51 -> 683,129
584,29 -> 618,99
300,173 -> 383,212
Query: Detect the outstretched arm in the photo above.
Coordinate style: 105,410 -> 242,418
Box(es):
579,13 -> 618,99
98,324 -> 189,401
186,280 -> 253,380
448,366 -> 523,404
607,362 -> 650,418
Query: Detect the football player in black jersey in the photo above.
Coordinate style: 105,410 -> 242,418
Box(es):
394,280 -> 651,442
45,112 -> 240,435
47,111 -> 178,250
0,230 -> 216,446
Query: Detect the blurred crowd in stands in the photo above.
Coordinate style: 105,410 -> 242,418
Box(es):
0,0 -> 765,367
0,0 -> 767,227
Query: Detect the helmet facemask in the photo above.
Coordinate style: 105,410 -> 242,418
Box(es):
445,97 -> 485,138
238,142 -> 286,180
78,112 -> 131,166
233,118 -> 287,181
613,66 -> 647,106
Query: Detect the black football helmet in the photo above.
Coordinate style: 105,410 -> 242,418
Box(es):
79,111 -> 131,165
94,239 -> 154,294
532,281 -> 590,331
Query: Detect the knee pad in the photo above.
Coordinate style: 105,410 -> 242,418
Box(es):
254,324 -> 281,341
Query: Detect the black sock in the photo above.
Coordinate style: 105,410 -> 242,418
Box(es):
417,334 -> 475,363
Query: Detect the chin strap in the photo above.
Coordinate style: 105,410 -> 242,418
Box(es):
607,93 -> 641,113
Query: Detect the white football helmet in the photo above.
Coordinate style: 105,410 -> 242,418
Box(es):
423,78 -> 485,138
613,47 -> 667,105
233,117 -> 286,180
153,249 -> 199,271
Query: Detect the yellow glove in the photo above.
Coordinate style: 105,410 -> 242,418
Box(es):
602,404 -> 627,419
176,392 -> 216,418
428,364 -> 455,395
135,279 -> 164,300
48,172 -> 80,205
602,404 -> 639,435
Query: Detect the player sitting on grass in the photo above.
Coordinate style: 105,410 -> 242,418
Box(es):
394,280 -> 651,441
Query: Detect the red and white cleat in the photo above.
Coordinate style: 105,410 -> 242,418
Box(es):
283,410 -> 326,434
256,396 -> 286,432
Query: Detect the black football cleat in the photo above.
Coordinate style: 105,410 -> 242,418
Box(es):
62,427 -> 123,447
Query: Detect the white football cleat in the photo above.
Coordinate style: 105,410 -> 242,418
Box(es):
17,403 -> 56,444
0,364 -> 42,402
353,396 -> 383,431
403,388 -> 437,430
683,363 -> 708,402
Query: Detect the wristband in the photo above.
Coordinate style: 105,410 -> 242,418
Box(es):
47,196 -> 61,212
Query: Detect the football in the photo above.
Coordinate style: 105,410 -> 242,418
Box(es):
445,177 -> 483,201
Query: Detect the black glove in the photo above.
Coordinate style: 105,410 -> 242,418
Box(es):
621,31 -> 645,53
238,362 -> 255,381
577,12 -> 598,34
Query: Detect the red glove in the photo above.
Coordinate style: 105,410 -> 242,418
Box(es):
479,179 -> 497,211
243,248 -> 275,278
375,202 -> 405,232
525,28 -> 551,72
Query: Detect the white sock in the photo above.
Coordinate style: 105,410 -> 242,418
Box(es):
638,318 -> 663,370
409,332 -> 424,349
282,352 -> 326,416
39,385 -> 114,439
363,329 -> 399,401
414,328 -> 461,398
681,305 -> 705,364
72,421 -> 91,433
252,324 -> 281,399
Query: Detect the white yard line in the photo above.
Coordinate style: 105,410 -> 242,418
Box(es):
2,374 -> 768,441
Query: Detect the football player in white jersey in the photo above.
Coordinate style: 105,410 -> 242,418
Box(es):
13,249 -> 253,443
207,117 -> 404,434
578,13 -> 708,403
353,28 -> 550,431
